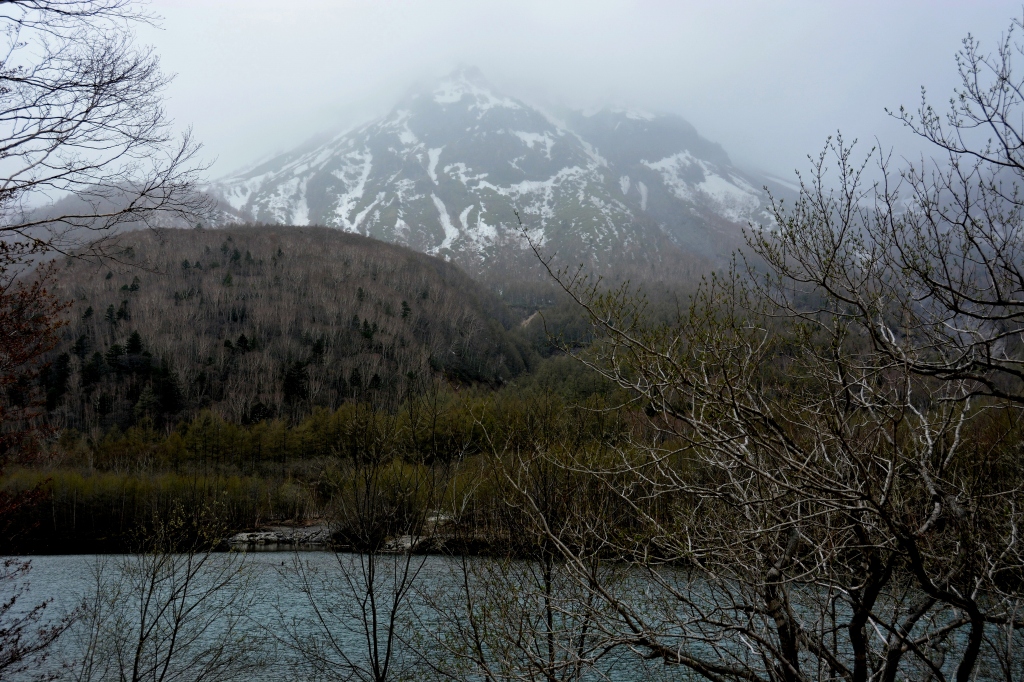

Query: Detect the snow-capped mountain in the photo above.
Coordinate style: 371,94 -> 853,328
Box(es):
213,68 -> 786,275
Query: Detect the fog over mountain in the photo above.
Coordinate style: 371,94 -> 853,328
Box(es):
212,69 -> 792,274
141,1 -> 1023,183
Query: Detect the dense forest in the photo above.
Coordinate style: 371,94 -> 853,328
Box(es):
40,226 -> 539,430
2,225 -> 628,552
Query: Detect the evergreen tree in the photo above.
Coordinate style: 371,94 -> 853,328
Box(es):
133,384 -> 158,422
81,352 -> 104,387
126,331 -> 143,355
72,335 -> 89,359
283,362 -> 307,403
105,344 -> 125,370
43,353 -> 71,409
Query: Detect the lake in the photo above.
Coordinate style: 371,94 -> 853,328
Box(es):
5,553 -> 1016,681
5,552 -> 667,682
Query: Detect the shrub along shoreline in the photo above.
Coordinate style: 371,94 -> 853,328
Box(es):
2,373 -> 637,554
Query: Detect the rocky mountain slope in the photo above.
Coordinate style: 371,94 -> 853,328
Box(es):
212,69 -> 789,276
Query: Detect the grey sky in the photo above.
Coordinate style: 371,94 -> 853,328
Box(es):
142,0 -> 1023,181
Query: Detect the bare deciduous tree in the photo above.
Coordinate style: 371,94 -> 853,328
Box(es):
511,16 -> 1024,682
0,0 -> 208,257
421,435 -> 622,682
282,417 -> 450,682
523,239 -> 1024,682
0,2 -> 208,670
0,557 -> 70,680
748,16 -> 1024,406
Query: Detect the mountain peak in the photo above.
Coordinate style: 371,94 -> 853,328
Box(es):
429,67 -> 520,113
213,77 -> 787,276
581,106 -> 658,122
446,65 -> 488,85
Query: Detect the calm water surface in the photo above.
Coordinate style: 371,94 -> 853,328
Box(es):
8,553 -> 665,682
8,554 -> 1012,681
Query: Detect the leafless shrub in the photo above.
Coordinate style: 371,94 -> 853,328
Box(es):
63,506 -> 265,682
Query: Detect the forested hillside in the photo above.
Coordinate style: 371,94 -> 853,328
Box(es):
41,226 -> 534,431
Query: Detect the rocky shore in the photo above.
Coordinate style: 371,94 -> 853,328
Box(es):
227,524 -> 331,550
225,515 -> 486,554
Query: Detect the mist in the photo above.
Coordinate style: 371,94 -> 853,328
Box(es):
142,0 -> 1023,181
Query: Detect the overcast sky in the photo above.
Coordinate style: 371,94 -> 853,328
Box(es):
142,0 -> 1024,181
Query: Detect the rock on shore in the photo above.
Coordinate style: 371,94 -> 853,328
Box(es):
228,524 -> 331,549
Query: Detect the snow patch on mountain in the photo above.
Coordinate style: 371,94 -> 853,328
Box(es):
493,166 -> 590,223
644,151 -> 761,221
222,174 -> 267,211
765,173 -> 800,192
473,204 -> 497,244
697,173 -> 760,221
458,205 -> 474,232
427,148 -> 443,184
433,76 -> 520,114
431,193 -> 459,252
331,150 -> 374,229
385,110 -> 419,147
513,131 -> 554,159
399,129 -> 417,146
211,70 -> 787,271
292,179 -> 310,225
351,192 -> 384,232
260,176 -> 304,224
580,106 -> 656,121
393,178 -> 420,204
625,109 -> 656,121
445,162 -> 489,187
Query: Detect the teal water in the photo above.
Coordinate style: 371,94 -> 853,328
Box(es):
5,554 -> 1017,681
6,553 -> 662,682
